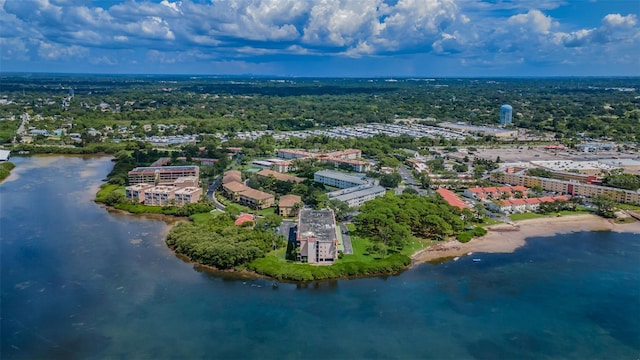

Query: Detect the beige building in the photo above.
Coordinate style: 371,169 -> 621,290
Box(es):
128,166 -> 199,185
222,181 -> 251,202
278,194 -> 302,217
238,188 -> 275,209
143,186 -> 177,206
296,209 -> 338,264
222,170 -> 242,184
491,169 -> 640,205
174,187 -> 203,206
125,183 -> 154,202
257,169 -> 304,183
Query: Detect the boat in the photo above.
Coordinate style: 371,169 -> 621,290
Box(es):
472,258 -> 482,263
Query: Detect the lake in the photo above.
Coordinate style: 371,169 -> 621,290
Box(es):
1,156 -> 639,359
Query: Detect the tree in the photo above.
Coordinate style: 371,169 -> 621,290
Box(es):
592,194 -> 616,218
379,172 -> 402,188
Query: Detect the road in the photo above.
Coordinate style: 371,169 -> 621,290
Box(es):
397,165 -> 430,196
340,223 -> 353,255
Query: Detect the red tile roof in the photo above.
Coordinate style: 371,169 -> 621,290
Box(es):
436,188 -> 469,209
234,213 -> 255,226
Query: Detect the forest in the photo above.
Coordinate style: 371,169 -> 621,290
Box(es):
0,74 -> 638,144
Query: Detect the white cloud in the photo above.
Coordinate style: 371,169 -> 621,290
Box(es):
602,13 -> 637,28
507,9 -> 554,34
37,42 -> 88,59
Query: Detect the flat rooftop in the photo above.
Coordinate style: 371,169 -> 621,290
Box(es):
314,169 -> 367,184
298,209 -> 337,242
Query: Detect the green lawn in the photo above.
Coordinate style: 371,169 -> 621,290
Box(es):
509,209 -> 592,221
618,204 -> 640,210
95,183 -> 124,202
189,210 -> 224,224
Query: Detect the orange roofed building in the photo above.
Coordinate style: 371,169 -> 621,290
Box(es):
436,188 -> 470,210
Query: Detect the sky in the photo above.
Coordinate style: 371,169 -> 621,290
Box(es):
1,0 -> 639,77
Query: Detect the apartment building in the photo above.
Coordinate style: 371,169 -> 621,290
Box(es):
491,169 -> 640,205
314,169 -> 367,189
276,148 -> 369,172
296,209 -> 338,264
174,187 -> 203,206
143,186 -> 177,206
128,166 -> 199,185
278,194 -> 302,217
463,185 -> 528,199
125,183 -> 154,202
238,188 -> 275,209
327,184 -> 386,208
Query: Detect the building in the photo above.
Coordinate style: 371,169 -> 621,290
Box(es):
125,183 -> 154,202
314,170 -> 367,189
174,187 -> 203,206
491,169 -> 640,205
463,185 -> 528,199
234,213 -> 255,226
296,209 -> 338,264
436,188 -> 470,210
488,195 -> 570,214
128,166 -> 199,185
499,104 -> 513,126
278,194 -> 303,217
237,188 -> 275,209
276,148 -> 370,172
327,184 -> 386,208
143,185 -> 177,206
257,169 -> 304,183
173,176 -> 199,188
222,181 -> 252,202
222,170 -> 242,184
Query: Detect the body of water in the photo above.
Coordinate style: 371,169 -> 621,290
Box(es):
1,156 -> 639,359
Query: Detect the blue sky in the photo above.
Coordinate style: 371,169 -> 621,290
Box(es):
1,0 -> 638,76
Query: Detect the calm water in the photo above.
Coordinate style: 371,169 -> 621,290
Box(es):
1,156 -> 639,359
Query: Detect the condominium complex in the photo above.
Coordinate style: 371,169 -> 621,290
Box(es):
128,166 -> 199,185
491,168 -> 640,204
296,209 -> 338,264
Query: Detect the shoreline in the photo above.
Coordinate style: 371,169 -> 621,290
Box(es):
411,214 -> 640,264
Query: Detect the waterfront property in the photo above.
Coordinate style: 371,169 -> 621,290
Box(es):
278,194 -> 302,217
491,168 -> 640,205
0,149 -> 10,162
488,195 -> 569,214
128,165 -> 199,185
125,175 -> 202,206
463,185 -> 528,200
296,209 -> 338,264
436,188 -> 470,210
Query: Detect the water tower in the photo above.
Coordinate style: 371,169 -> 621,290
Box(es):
499,104 -> 512,126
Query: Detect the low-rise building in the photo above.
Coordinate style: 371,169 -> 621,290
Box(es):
278,194 -> 303,217
125,183 -> 154,202
328,184 -> 386,208
143,185 -> 177,206
257,169 -> 304,183
314,169 -> 367,189
296,209 -> 338,264
222,170 -> 242,184
222,181 -> 251,202
436,188 -> 470,210
174,187 -> 202,206
238,188 -> 275,209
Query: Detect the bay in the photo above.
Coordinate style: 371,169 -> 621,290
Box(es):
1,156 -> 639,359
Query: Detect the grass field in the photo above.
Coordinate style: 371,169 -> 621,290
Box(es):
509,209 -> 592,221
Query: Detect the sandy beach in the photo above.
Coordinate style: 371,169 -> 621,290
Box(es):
411,214 -> 640,264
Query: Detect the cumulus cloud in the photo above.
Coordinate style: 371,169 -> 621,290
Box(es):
0,0 -> 638,73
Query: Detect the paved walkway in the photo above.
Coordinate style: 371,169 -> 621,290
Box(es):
340,223 -> 353,254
